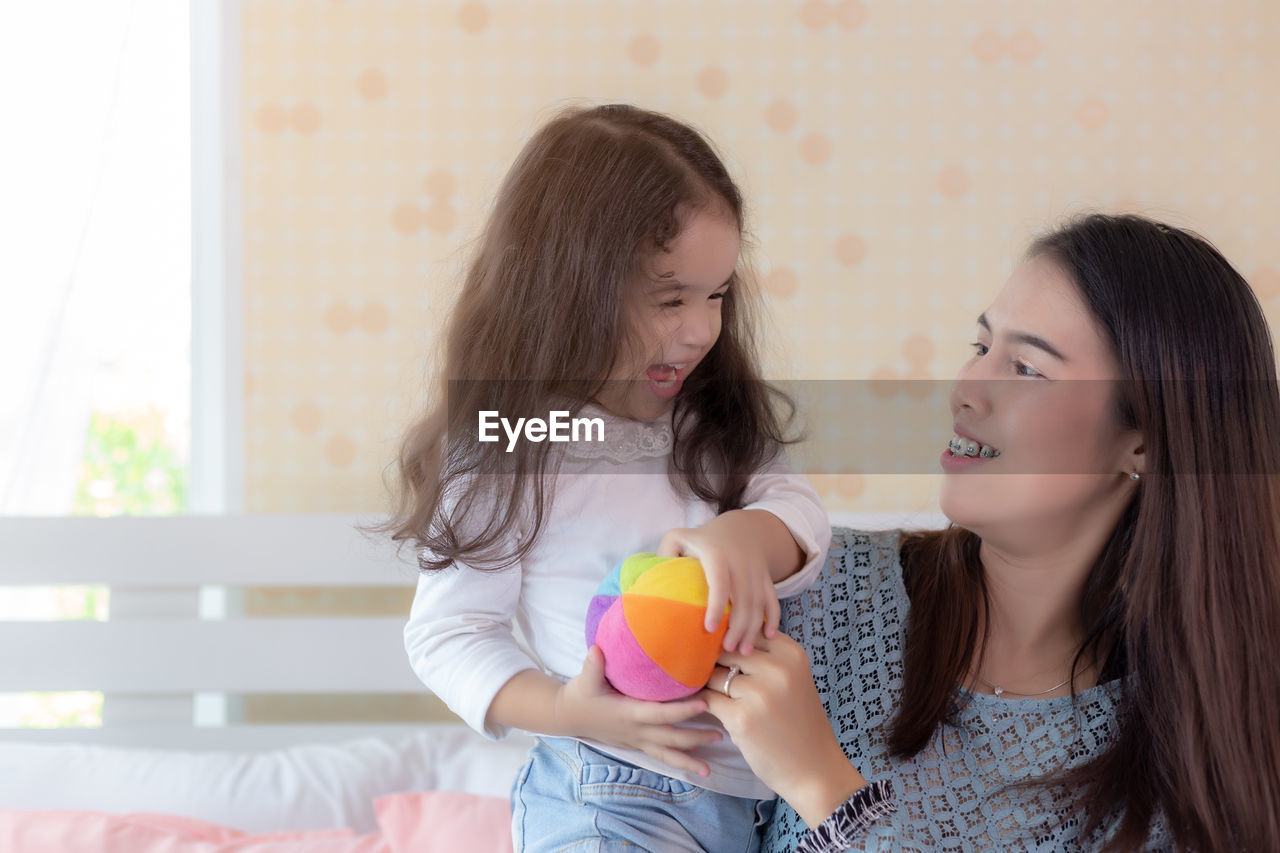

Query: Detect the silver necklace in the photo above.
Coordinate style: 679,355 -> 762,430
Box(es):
971,672 -> 1072,698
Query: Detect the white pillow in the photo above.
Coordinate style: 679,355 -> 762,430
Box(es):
0,726 -> 533,834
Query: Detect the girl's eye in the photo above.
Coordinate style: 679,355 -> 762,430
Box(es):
970,342 -> 989,356
709,291 -> 726,301
661,299 -> 684,309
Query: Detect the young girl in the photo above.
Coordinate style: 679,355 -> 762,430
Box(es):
390,104 -> 831,851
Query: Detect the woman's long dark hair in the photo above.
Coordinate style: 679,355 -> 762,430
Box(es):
382,104 -> 792,570
892,214 -> 1280,850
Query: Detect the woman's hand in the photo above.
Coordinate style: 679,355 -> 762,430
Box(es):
701,632 -> 868,827
553,646 -> 720,777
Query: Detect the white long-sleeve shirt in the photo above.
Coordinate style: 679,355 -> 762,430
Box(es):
404,405 -> 831,797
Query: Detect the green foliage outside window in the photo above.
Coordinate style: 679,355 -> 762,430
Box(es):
73,409 -> 187,516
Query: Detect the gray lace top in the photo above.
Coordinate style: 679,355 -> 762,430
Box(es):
764,528 -> 1172,852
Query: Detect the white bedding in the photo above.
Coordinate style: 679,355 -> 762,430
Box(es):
0,726 -> 533,834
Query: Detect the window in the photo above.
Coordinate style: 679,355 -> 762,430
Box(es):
1,0 -> 206,729
2,1 -> 193,518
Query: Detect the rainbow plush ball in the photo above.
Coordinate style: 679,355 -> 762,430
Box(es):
585,553 -> 728,701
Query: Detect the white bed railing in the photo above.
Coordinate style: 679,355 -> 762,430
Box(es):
0,514 -> 425,750
0,510 -> 948,751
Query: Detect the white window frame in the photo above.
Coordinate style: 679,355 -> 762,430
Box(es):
189,0 -> 242,514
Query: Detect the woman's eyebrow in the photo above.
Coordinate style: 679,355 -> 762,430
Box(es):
977,314 -> 1069,362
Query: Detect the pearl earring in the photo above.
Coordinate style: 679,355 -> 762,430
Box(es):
1130,471 -> 1141,481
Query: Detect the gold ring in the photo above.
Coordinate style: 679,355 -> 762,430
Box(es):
722,665 -> 741,698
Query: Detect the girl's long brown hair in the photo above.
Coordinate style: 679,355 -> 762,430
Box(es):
892,214 -> 1280,850
382,104 -> 793,571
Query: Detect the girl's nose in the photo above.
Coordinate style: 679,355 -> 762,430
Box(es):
679,305 -> 718,349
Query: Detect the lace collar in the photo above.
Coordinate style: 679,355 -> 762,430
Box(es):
560,402 -> 674,464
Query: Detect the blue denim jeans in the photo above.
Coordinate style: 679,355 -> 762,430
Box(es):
511,736 -> 774,852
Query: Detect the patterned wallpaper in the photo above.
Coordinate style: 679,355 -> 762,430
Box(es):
240,0 -> 1280,516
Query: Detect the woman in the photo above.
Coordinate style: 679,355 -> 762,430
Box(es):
703,214 -> 1280,851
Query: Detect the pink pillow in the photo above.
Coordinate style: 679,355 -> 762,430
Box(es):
0,810 -> 388,852
376,791 -> 512,853
0,791 -> 513,853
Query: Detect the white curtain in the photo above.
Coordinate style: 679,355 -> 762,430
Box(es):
0,1 -> 190,514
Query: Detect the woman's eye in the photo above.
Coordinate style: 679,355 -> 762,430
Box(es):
1014,360 -> 1041,378
709,291 -> 726,301
970,342 -> 989,356
661,299 -> 684,309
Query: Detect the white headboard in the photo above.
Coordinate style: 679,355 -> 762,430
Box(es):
0,511 -> 948,751
0,514 -> 424,750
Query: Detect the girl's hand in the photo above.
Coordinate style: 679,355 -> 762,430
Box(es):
700,633 -> 867,827
553,646 -> 721,777
660,509 -> 800,654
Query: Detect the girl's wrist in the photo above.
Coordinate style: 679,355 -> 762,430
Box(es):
736,509 -> 806,581
488,670 -> 578,738
547,681 -> 581,738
